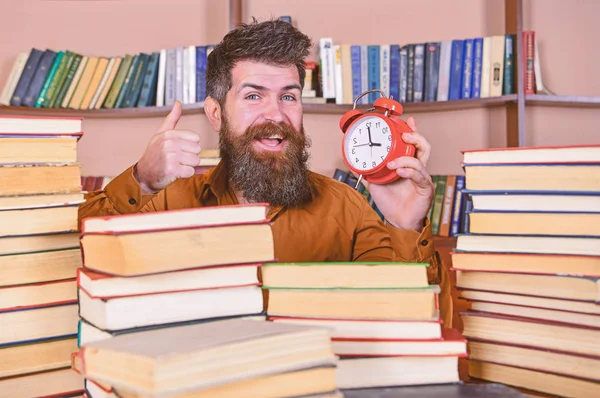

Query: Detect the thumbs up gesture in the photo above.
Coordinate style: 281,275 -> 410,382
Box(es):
134,101 -> 202,194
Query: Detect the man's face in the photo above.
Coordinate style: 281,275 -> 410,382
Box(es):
218,60 -> 312,207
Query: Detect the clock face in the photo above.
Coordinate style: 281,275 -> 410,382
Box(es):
343,115 -> 393,172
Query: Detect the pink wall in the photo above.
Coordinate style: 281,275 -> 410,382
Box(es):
0,0 -> 598,178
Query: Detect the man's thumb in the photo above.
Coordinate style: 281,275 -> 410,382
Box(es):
159,101 -> 182,131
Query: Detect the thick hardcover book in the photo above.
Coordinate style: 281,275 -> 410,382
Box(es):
10,48 -> 43,106
424,42 -> 440,102
22,49 -> 57,107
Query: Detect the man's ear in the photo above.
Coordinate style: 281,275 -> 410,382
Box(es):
204,96 -> 222,132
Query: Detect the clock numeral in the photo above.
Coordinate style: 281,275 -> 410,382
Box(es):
380,155 -> 384,160
351,148 -> 355,154
375,121 -> 381,128
366,122 -> 372,128
358,128 -> 361,134
362,162 -> 367,169
372,161 -> 376,167
353,137 -> 357,144
382,127 -> 388,133
386,146 -> 390,152
355,157 -> 359,163
387,135 -> 392,141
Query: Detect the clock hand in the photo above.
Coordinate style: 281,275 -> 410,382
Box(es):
370,142 -> 382,147
353,143 -> 371,148
367,126 -> 373,144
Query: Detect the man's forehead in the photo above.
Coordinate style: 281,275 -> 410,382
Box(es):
231,60 -> 300,89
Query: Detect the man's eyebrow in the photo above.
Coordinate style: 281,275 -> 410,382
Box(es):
282,84 -> 302,92
237,83 -> 269,93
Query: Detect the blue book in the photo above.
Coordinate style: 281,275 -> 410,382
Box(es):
367,45 -> 380,103
450,175 -> 466,237
389,44 -> 400,101
461,39 -> 474,99
195,46 -> 207,102
448,40 -> 464,100
471,38 -> 484,98
350,45 -> 362,102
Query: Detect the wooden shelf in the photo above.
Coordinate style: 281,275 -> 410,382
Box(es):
0,96 -> 518,119
0,103 -> 207,119
525,94 -> 600,108
3,94 -> 599,119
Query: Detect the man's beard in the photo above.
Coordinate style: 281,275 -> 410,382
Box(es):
218,115 -> 313,207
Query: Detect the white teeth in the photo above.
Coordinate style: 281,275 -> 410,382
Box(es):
268,135 -> 282,139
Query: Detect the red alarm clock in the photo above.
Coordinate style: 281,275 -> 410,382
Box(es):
340,89 -> 416,186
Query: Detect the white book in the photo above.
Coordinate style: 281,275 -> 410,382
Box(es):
183,46 -> 189,104
480,37 -> 492,98
489,35 -> 505,97
156,49 -> 167,107
175,46 -> 184,102
188,45 -> 196,103
0,52 -> 28,106
318,38 -> 335,99
436,40 -> 452,101
360,45 -> 368,103
380,44 -> 390,97
334,45 -> 343,104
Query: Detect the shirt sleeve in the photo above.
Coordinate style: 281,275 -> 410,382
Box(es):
77,165 -> 166,228
353,199 -> 453,329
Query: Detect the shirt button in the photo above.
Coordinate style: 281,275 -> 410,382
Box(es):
421,239 -> 429,246
128,198 -> 137,205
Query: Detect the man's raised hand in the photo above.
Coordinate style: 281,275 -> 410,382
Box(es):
134,101 -> 202,194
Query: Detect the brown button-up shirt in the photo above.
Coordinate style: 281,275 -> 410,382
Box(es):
78,162 -> 452,327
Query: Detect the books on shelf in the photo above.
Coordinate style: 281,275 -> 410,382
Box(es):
454,143 -> 600,397
0,115 -> 85,396
0,44 -> 216,110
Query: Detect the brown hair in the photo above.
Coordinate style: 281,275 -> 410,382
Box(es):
206,18 -> 312,106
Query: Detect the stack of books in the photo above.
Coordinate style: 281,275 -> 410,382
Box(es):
73,318 -> 340,397
0,115 -> 84,396
75,204 -> 280,396
262,262 -> 467,389
454,144 -> 600,397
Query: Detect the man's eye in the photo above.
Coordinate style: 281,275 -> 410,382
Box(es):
246,94 -> 260,100
281,94 -> 296,101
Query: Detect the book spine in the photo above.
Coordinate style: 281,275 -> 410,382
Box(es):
137,52 -> 160,107
156,49 -> 167,106
103,55 -> 132,109
10,48 -> 43,106
54,53 -> 82,108
22,49 -> 57,107
115,55 -> 139,108
412,44 -> 425,102
165,49 -> 176,106
334,45 -> 343,104
503,34 -> 515,95
424,42 -> 440,102
398,46 -> 408,103
450,175 -> 465,237
448,40 -> 463,100
45,51 -> 74,108
471,38 -> 483,99
360,45 -> 368,104
319,38 -> 336,100
480,37 -> 492,98
195,46 -> 207,102
436,41 -> 452,101
350,45 -> 362,102
389,44 -> 399,101
379,44 -> 390,97
367,45 -> 380,103
35,51 -> 64,108
406,44 -> 415,102
124,54 -> 149,107
0,52 -> 29,105
461,39 -> 474,99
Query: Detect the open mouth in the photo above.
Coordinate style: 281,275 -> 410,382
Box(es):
255,135 -> 286,151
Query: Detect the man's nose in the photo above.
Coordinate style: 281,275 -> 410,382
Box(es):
262,98 -> 285,123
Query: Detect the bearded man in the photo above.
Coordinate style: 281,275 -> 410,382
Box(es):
78,19 -> 452,327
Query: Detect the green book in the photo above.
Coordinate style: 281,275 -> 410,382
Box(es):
103,54 -> 133,109
42,51 -> 73,108
53,53 -> 82,108
115,54 -> 139,108
34,51 -> 64,108
431,175 -> 447,236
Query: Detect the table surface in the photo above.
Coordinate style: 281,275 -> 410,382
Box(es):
341,382 -> 528,397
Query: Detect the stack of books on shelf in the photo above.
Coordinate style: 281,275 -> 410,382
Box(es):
0,44 -> 215,111
317,31 -> 546,105
453,144 -> 600,397
0,115 -> 84,396
262,262 -> 467,389
74,203 -> 323,396
333,169 -> 468,237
